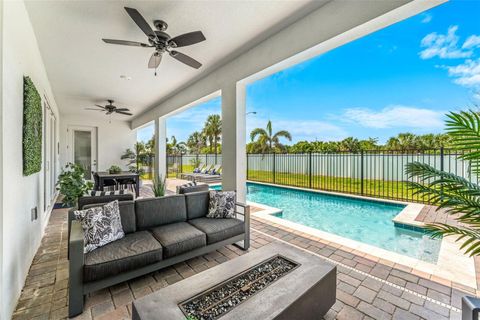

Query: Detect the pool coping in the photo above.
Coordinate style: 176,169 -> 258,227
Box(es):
246,182 -> 476,290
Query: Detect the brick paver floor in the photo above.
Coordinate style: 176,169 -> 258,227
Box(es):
11,187 -> 478,319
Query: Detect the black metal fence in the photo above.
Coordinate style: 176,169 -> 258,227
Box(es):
167,149 -> 477,204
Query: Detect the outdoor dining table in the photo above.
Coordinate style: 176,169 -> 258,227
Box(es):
96,171 -> 140,197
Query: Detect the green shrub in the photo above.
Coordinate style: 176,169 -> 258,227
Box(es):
108,165 -> 122,174
23,76 -> 42,176
56,163 -> 93,207
152,175 -> 166,197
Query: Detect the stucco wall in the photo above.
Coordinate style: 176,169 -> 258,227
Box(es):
1,1 -> 60,317
59,114 -> 136,172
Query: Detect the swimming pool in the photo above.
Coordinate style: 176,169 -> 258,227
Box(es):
211,183 -> 441,263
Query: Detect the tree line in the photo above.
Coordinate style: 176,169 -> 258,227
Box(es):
124,115 -> 454,171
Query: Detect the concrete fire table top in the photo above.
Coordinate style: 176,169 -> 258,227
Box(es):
132,242 -> 337,320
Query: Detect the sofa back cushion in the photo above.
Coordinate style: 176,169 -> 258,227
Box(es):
185,191 -> 210,220
178,183 -> 209,194
135,195 -> 187,230
83,200 -> 136,234
78,193 -> 134,211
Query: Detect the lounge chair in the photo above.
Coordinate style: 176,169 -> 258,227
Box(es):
179,164 -> 205,180
194,165 -> 222,183
183,164 -> 214,181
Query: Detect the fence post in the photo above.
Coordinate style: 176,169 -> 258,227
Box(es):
205,153 -> 208,165
273,152 -> 276,184
440,147 -> 444,172
246,154 -> 249,180
309,152 -> 312,189
360,150 -> 364,196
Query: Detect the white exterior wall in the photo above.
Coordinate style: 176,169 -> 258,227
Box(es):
1,1 -> 60,318
59,115 -> 136,172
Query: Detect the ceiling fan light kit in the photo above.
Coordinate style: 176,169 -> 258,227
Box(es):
102,7 -> 206,75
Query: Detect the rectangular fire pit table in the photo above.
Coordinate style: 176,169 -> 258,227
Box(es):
132,242 -> 337,320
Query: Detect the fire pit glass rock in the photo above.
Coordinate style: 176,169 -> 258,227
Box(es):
179,255 -> 299,320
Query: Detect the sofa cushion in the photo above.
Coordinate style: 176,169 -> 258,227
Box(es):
185,191 -> 209,220
84,231 -> 162,282
188,218 -> 245,245
150,222 -> 206,258
135,195 -> 187,230
178,183 -> 209,195
83,201 -> 136,234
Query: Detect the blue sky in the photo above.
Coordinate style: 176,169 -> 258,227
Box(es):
139,1 -> 480,144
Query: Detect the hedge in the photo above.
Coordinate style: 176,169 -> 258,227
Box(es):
23,76 -> 42,176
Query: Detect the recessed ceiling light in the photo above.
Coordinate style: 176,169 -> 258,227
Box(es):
120,75 -> 132,80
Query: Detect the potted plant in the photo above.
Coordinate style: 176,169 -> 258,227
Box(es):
108,165 -> 122,174
56,163 -> 93,207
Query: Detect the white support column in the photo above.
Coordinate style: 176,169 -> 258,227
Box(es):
154,117 -> 167,181
221,82 -> 247,202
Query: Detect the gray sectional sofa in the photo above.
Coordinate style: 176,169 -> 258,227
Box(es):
68,191 -> 250,317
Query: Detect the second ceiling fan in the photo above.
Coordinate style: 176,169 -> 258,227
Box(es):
102,7 -> 206,73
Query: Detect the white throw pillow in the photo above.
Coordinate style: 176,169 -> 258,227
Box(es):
74,200 -> 125,253
207,191 -> 236,219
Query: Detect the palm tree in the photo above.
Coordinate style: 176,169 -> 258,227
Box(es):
250,120 -> 292,153
167,135 -> 186,155
386,133 -> 417,152
406,110 -> 480,256
203,114 -> 221,154
186,131 -> 205,155
339,137 -> 361,153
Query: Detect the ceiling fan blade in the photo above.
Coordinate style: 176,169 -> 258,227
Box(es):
169,51 -> 202,69
115,108 -> 130,112
124,7 -> 157,41
94,104 -> 106,109
116,111 -> 133,116
148,52 -> 162,68
85,108 -> 105,111
102,39 -> 151,47
169,31 -> 206,48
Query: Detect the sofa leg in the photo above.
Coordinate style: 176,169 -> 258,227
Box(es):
68,289 -> 84,317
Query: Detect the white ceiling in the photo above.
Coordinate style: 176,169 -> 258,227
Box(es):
25,0 -> 328,121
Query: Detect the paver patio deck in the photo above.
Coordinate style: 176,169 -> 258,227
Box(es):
12,184 -> 479,320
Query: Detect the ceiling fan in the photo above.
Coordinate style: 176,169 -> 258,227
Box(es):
85,100 -> 133,116
102,7 -> 206,74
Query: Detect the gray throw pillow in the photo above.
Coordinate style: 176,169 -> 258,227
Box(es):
74,200 -> 125,253
207,191 -> 236,219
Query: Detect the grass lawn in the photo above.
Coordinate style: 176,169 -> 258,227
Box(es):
164,167 -> 423,203
247,170 -> 422,203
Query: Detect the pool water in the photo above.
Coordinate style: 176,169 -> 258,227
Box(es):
212,183 -> 441,263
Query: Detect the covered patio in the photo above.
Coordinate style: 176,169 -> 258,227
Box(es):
12,182 -> 469,319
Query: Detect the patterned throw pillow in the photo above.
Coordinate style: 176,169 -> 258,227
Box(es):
74,200 -> 125,253
207,191 -> 236,219
176,181 -> 196,194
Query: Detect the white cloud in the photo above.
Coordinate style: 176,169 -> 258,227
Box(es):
421,13 -> 432,24
419,26 -> 472,59
445,58 -> 480,87
246,116 -> 348,142
463,35 -> 480,49
342,106 -> 444,130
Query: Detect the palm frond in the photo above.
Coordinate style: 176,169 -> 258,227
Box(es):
445,110 -> 480,174
250,128 -> 267,142
425,223 -> 480,256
